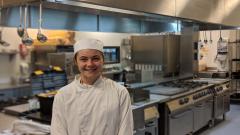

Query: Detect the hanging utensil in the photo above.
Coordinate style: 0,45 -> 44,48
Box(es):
204,31 -> 208,44
209,31 -> 213,43
218,26 -> 223,42
22,5 -> 33,46
37,1 -> 47,43
17,6 -> 24,37
0,7 -> 10,47
237,29 -> 240,43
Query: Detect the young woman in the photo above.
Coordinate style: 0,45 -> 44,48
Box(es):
51,38 -> 133,135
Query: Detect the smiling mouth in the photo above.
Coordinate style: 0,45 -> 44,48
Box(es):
84,68 -> 97,72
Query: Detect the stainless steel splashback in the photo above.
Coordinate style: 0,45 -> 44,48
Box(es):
131,35 -> 164,65
163,35 -> 180,76
131,34 -> 180,76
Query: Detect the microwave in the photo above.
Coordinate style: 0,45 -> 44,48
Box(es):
103,46 -> 120,64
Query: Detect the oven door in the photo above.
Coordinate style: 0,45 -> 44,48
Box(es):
193,97 -> 213,132
223,91 -> 230,113
169,108 -> 194,135
214,94 -> 225,118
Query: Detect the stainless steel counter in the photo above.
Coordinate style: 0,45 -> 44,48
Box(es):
0,83 -> 30,91
132,94 -> 170,110
127,73 -> 193,89
145,83 -> 215,100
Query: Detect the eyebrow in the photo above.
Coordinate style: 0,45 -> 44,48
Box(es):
79,55 -> 101,58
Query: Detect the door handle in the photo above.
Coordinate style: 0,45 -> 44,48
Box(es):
195,103 -> 204,108
171,109 -> 192,119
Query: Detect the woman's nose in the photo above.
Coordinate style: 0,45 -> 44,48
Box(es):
86,59 -> 94,66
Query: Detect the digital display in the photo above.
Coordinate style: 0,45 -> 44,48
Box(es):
103,47 -> 120,64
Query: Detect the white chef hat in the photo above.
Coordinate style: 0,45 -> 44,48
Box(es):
74,38 -> 104,55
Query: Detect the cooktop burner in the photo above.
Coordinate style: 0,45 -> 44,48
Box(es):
145,80 -> 209,96
161,80 -> 208,89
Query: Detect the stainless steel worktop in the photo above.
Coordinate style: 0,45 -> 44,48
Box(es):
143,78 -> 230,100
145,83 -> 214,100
0,83 -> 30,91
132,94 -> 170,110
191,78 -> 230,85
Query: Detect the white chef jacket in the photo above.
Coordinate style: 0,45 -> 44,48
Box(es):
51,75 -> 133,135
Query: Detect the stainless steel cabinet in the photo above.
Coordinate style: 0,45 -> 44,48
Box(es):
169,108 -> 194,135
193,98 -> 213,132
223,92 -> 230,113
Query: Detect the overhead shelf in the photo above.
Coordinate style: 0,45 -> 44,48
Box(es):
232,59 -> 240,61
0,51 -> 18,61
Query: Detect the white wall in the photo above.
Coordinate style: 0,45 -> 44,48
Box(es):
198,30 -> 230,71
0,27 -> 30,84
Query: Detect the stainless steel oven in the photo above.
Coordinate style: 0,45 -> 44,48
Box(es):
169,108 -> 194,135
213,82 -> 230,120
192,88 -> 214,132
166,94 -> 194,135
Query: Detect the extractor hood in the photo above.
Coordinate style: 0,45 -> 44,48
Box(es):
0,0 -> 235,32
42,0 -> 176,23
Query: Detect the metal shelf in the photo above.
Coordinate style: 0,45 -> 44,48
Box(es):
0,51 -> 17,61
232,59 -> 240,61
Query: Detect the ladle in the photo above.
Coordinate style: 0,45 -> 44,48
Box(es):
37,1 -> 47,43
17,6 -> 24,37
22,5 -> 33,46
209,31 -> 213,43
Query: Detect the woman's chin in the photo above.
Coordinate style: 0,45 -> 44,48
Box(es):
82,73 -> 99,79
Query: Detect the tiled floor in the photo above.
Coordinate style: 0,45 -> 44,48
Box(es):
200,104 -> 240,135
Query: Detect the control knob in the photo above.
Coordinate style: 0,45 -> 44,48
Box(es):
179,99 -> 185,105
184,98 -> 189,103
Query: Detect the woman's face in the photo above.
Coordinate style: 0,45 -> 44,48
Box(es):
75,49 -> 104,83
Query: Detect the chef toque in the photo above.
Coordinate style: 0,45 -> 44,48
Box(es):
74,38 -> 104,55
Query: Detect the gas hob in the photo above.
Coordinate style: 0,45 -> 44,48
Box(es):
145,80 -> 209,96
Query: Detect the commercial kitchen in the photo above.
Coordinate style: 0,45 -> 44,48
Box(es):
0,0 -> 240,135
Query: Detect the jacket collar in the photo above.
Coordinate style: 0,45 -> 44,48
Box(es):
74,74 -> 103,91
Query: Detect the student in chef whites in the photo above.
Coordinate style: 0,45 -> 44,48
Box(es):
51,38 -> 133,135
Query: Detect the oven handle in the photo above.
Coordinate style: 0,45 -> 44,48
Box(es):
145,121 -> 155,127
207,99 -> 214,103
138,127 -> 146,131
195,99 -> 213,108
170,109 -> 192,119
195,103 -> 204,108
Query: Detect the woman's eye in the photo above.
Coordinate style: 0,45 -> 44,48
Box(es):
79,58 -> 88,62
92,57 -> 100,61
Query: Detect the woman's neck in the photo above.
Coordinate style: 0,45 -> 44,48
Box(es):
80,75 -> 100,85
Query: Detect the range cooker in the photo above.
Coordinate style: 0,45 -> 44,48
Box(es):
191,78 -> 231,124
146,80 -> 209,96
145,80 -> 215,135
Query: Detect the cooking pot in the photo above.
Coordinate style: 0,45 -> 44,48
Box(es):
36,91 -> 57,115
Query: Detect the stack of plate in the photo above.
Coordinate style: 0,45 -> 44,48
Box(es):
53,72 -> 67,89
31,75 -> 44,95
